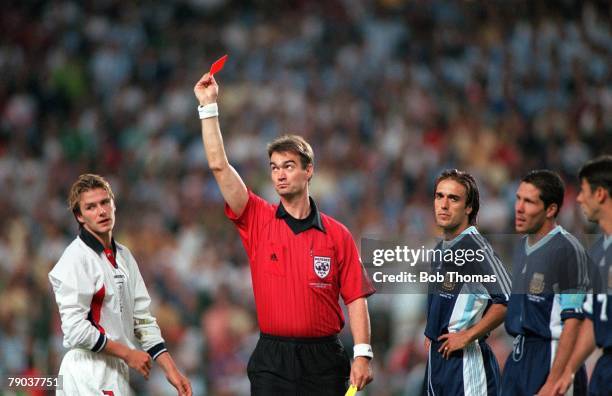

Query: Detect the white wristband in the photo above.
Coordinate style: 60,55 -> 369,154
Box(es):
198,103 -> 218,119
353,343 -> 373,359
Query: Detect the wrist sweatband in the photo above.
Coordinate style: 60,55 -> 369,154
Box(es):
353,343 -> 373,359
198,103 -> 218,119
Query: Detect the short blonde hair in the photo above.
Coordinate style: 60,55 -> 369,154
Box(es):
68,174 -> 115,222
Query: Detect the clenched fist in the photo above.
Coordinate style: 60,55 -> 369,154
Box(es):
194,72 -> 218,105
125,349 -> 152,379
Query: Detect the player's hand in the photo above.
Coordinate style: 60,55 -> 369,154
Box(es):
350,356 -> 373,391
194,72 -> 218,105
535,379 -> 557,396
551,370 -> 574,395
437,331 -> 472,359
125,349 -> 152,379
166,369 -> 192,396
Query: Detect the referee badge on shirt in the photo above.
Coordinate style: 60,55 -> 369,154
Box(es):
314,256 -> 331,279
529,272 -> 545,294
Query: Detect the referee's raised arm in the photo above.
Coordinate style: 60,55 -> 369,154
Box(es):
194,71 -> 248,217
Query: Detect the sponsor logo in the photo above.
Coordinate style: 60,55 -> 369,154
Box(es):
512,335 -> 525,362
114,274 -> 125,313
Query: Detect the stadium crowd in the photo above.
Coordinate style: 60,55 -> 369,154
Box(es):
0,0 -> 610,394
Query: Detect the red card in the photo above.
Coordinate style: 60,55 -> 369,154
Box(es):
209,54 -> 228,76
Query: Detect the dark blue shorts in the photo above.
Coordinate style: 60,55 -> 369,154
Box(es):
501,335 -> 587,396
589,351 -> 612,396
424,339 -> 501,396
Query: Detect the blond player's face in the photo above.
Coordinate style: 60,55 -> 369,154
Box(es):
270,151 -> 312,199
434,179 -> 471,232
77,188 -> 116,237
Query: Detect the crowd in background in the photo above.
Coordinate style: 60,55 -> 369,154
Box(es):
1,0 -> 610,394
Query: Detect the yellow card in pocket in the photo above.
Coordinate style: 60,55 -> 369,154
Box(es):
345,385 -> 357,396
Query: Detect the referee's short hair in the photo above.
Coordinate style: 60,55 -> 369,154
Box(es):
267,135 -> 314,170
68,174 -> 115,221
578,155 -> 612,196
434,169 -> 480,225
521,170 -> 565,218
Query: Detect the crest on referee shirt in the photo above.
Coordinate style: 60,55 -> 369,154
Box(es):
529,272 -> 545,294
314,256 -> 331,279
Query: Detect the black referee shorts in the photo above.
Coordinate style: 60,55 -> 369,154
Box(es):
247,333 -> 351,396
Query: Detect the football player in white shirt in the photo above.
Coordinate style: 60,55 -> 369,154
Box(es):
49,174 -> 191,395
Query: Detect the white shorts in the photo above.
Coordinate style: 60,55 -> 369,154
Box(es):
57,349 -> 130,396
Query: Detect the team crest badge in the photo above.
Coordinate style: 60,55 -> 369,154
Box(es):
529,272 -> 545,294
314,256 -> 331,279
441,272 -> 455,292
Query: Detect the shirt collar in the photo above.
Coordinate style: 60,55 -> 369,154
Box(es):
79,226 -> 117,256
442,225 -> 478,249
524,224 -> 562,255
275,197 -> 325,235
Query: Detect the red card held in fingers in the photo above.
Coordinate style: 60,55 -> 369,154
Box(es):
209,54 -> 228,76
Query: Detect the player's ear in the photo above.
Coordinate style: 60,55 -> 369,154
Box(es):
306,163 -> 314,182
545,203 -> 558,219
465,205 -> 472,216
594,186 -> 608,203
74,202 -> 85,224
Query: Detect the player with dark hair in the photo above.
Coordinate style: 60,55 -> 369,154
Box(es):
424,169 -> 510,395
502,170 -> 589,396
49,174 -> 191,395
554,155 -> 612,396
194,71 -> 375,394
434,169 -> 481,226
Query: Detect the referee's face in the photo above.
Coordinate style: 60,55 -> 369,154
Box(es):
77,188 -> 116,237
434,179 -> 471,236
270,151 -> 312,199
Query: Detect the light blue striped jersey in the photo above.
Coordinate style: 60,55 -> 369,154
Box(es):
425,226 -> 511,341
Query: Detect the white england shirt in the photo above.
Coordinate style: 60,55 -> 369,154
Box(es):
48,228 -> 167,359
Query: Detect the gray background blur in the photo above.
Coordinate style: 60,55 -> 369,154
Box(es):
1,0 -> 610,395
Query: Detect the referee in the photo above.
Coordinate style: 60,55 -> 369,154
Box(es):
193,72 -> 376,394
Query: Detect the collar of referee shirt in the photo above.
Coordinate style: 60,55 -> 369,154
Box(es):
79,226 -> 118,257
275,196 -> 326,235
